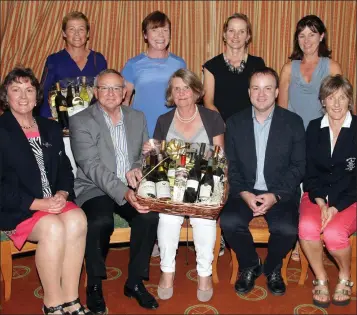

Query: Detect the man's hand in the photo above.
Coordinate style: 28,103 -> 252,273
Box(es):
240,191 -> 259,212
142,141 -> 154,156
253,193 -> 277,216
125,189 -> 150,213
126,168 -> 143,189
321,206 -> 338,231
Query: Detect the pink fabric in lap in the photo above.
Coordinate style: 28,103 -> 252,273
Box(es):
299,192 -> 357,251
8,202 -> 78,250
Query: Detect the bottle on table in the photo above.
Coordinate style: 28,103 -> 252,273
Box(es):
55,82 -> 69,130
80,76 -> 91,107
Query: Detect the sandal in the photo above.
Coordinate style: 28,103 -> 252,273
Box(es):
62,298 -> 92,315
291,247 -> 300,262
42,304 -> 66,315
312,279 -> 330,308
332,278 -> 354,306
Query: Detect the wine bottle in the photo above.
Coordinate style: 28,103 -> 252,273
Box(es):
172,154 -> 188,202
199,157 -> 214,202
167,158 -> 176,196
198,143 -> 208,172
80,76 -> 90,107
183,152 -> 201,203
155,153 -> 171,200
66,85 -> 74,108
213,145 -> 224,182
55,82 -> 69,130
137,153 -> 157,198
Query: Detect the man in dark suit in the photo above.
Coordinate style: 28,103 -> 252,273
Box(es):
69,69 -> 159,313
220,67 -> 306,296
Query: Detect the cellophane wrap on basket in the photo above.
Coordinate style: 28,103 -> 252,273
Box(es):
135,139 -> 228,220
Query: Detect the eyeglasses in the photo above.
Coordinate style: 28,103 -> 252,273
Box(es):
172,86 -> 191,94
96,85 -> 125,93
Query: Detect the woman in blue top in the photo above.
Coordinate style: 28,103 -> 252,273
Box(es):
122,11 -> 186,138
40,11 -> 107,118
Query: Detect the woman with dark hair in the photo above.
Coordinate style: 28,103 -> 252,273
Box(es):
147,68 -> 224,302
278,15 -> 342,262
299,75 -> 356,308
40,11 -> 107,118
122,10 -> 186,138
202,13 -> 265,122
279,15 -> 342,129
0,67 -> 89,315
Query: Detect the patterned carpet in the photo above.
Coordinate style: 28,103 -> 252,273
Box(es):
1,244 -> 356,314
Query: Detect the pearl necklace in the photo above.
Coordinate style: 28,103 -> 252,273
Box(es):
175,106 -> 198,124
20,118 -> 37,129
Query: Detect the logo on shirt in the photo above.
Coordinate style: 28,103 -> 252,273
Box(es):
345,157 -> 356,171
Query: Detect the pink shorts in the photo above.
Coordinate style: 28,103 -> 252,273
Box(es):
8,201 -> 78,250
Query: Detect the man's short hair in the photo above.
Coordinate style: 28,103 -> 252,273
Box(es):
94,69 -> 124,87
248,67 -> 279,88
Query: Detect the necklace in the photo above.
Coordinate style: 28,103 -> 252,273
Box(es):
175,106 -> 198,124
223,53 -> 247,74
20,118 -> 37,129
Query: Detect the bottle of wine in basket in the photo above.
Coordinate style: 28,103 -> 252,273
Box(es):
155,153 -> 171,200
137,153 -> 157,198
172,154 -> 188,202
198,157 -> 214,202
183,150 -> 201,203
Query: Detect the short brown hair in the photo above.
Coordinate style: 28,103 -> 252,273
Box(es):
248,67 -> 279,88
166,69 -> 204,106
0,66 -> 42,111
62,11 -> 90,32
142,11 -> 171,38
319,75 -> 354,111
222,13 -> 252,47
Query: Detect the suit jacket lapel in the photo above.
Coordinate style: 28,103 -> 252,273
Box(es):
244,113 -> 257,178
122,106 -> 134,165
91,103 -> 116,171
332,118 -> 355,162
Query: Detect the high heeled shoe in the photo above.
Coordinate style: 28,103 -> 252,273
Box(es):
62,298 -> 92,314
197,276 -> 213,302
42,304 -> 66,315
157,272 -> 174,300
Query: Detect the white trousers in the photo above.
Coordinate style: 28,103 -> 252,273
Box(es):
157,213 -> 216,277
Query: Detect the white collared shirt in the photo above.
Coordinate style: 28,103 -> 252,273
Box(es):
320,111 -> 352,156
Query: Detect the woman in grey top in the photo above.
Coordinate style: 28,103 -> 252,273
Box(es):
278,15 -> 342,262
145,69 -> 224,303
279,15 -> 342,129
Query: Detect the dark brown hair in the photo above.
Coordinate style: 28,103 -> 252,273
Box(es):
62,11 -> 90,32
166,69 -> 204,106
289,15 -> 331,60
142,11 -> 171,39
0,66 -> 42,111
222,13 -> 252,47
319,75 -> 354,111
248,67 -> 280,88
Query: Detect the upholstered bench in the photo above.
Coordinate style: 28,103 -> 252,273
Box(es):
1,214 -> 221,301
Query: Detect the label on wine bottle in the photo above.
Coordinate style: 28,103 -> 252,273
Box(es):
156,181 -> 171,199
137,180 -> 156,198
186,179 -> 199,191
59,106 -> 68,111
199,184 -> 212,199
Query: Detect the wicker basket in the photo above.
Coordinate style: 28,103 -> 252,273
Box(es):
136,181 -> 228,220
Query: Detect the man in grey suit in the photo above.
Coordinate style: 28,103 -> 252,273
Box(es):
69,69 -> 159,313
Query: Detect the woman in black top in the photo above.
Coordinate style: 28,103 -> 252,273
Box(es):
203,13 -> 265,122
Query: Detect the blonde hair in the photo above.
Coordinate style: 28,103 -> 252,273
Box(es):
222,13 -> 252,47
166,69 -> 204,106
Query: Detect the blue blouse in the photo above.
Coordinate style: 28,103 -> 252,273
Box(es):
39,49 -> 107,117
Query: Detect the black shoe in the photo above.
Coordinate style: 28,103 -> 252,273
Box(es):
62,297 -> 93,314
234,260 -> 262,294
86,284 -> 106,314
266,268 -> 286,296
124,282 -> 159,309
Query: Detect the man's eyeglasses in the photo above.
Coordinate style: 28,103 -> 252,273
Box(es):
96,85 -> 125,93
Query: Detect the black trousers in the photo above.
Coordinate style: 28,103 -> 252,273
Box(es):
81,194 -> 159,287
220,194 -> 299,275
